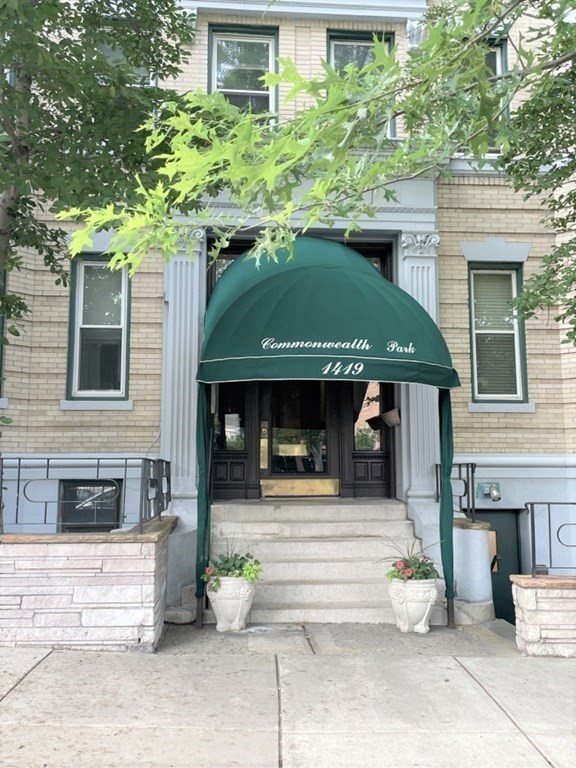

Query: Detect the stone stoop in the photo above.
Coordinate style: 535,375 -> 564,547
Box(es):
203,499 -> 426,625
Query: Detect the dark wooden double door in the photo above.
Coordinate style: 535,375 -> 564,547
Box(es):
212,380 -> 394,499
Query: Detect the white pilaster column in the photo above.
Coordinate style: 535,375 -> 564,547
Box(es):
160,232 -> 207,523
398,233 -> 441,502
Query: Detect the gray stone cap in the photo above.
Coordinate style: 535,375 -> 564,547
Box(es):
510,574 -> 576,590
0,515 -> 178,546
453,518 -> 491,530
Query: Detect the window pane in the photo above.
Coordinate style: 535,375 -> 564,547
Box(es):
79,327 -> 121,391
214,382 -> 246,451
354,381 -> 381,451
224,93 -> 270,113
333,42 -> 375,71
271,381 -> 327,474
60,481 -> 122,532
82,265 -> 123,326
474,273 -> 514,330
486,48 -> 501,76
98,44 -> 149,84
216,38 -> 269,91
476,334 -> 518,395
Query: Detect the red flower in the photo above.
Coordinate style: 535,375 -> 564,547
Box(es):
205,567 -> 214,575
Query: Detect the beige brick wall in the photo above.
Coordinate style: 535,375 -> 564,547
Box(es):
437,175 -> 573,454
168,12 -> 407,117
3,10 -> 573,462
1,241 -> 163,454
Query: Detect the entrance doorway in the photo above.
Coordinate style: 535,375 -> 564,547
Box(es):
211,380 -> 395,499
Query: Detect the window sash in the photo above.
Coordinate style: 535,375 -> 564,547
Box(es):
211,33 -> 275,112
72,261 -> 129,398
330,39 -> 377,71
328,35 -> 394,138
471,269 -> 523,400
486,44 -> 504,78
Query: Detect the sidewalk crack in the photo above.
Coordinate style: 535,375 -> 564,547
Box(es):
454,657 -> 555,767
275,654 -> 284,768
0,649 -> 53,704
302,624 -> 317,655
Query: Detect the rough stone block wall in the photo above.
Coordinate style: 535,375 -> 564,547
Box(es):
0,519 -> 175,651
511,576 -> 576,658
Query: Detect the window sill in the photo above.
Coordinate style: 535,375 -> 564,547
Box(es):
60,400 -> 134,411
468,402 -> 536,413
0,397 -> 8,409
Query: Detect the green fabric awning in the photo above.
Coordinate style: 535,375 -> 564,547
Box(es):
195,237 -> 460,624
197,238 -> 460,389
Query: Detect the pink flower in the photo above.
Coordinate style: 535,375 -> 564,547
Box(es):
205,567 -> 214,576
395,560 -> 404,568
404,568 -> 412,578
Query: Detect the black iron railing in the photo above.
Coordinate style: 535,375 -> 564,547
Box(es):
525,502 -> 576,576
435,462 -> 477,520
0,456 -> 171,534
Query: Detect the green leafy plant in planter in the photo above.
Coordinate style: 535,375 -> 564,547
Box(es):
384,540 -> 440,581
384,540 -> 440,634
201,550 -> 262,592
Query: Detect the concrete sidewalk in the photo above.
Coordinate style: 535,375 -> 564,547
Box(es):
0,622 -> 574,768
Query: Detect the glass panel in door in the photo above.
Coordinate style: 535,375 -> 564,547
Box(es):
270,381 -> 327,473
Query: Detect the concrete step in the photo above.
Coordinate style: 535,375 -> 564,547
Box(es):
200,599 -> 449,626
211,500 -> 407,523
259,559 -> 388,581
254,579 -> 390,604
202,602 -> 398,624
203,498 -> 424,626
213,519 -> 415,541
212,536 -> 419,562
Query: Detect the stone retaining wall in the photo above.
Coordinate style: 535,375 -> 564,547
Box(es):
510,575 -> 576,658
0,517 -> 177,651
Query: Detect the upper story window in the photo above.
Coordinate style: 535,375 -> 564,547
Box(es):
485,40 -> 506,80
328,32 -> 395,136
211,28 -> 277,113
470,267 -> 525,401
328,31 -> 393,71
97,43 -> 151,86
69,259 -> 130,399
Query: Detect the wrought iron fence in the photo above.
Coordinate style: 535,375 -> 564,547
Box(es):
525,502 -> 576,576
0,456 -> 171,534
435,462 -> 477,520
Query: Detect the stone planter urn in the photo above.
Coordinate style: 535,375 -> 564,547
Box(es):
208,577 -> 256,632
388,578 -> 438,634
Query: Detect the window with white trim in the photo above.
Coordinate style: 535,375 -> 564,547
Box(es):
98,43 -> 151,86
485,41 -> 505,81
70,260 -> 129,398
328,32 -> 395,137
211,30 -> 276,113
470,268 -> 524,401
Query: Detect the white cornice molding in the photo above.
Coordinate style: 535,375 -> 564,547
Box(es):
191,1 -> 427,22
